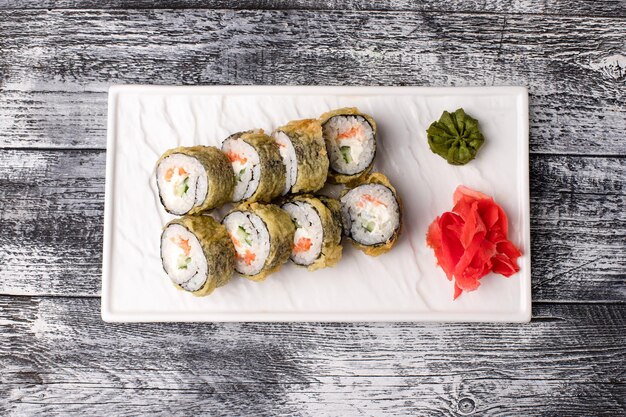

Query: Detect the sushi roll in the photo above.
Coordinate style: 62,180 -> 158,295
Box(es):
320,107 -> 377,184
272,119 -> 329,195
156,146 -> 234,215
222,202 -> 295,281
160,215 -> 235,296
340,172 -> 402,256
281,195 -> 343,271
222,130 -> 285,203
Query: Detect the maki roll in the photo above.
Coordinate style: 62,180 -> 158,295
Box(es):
156,146 -> 235,215
281,195 -> 343,271
272,119 -> 329,195
222,130 -> 285,203
320,107 -> 377,184
222,202 -> 295,281
340,173 -> 402,256
160,215 -> 235,296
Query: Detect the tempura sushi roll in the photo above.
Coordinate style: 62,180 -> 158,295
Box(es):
281,195 -> 343,271
272,119 -> 329,195
222,130 -> 285,203
160,215 -> 235,296
222,202 -> 295,281
320,107 -> 377,184
340,173 -> 402,256
156,146 -> 234,215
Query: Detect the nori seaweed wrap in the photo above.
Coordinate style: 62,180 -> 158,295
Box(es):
319,107 -> 377,184
272,119 -> 329,194
160,215 -> 235,296
156,146 -> 235,215
281,194 -> 343,271
222,202 -> 295,282
340,172 -> 402,256
222,130 -> 286,203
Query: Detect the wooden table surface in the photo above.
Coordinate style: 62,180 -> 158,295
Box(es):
1,1 -> 624,415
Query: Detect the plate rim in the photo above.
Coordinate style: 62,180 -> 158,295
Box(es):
101,85 -> 531,323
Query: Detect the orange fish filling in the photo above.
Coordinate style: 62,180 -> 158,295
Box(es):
337,125 -> 364,140
293,237 -> 312,253
226,151 -> 248,165
357,194 -> 387,208
170,236 -> 191,256
164,166 -> 189,182
236,250 -> 256,266
229,233 -> 242,248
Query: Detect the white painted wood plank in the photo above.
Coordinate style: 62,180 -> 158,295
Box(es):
1,297 -> 624,415
0,10 -> 624,153
0,150 -> 623,301
0,0 -> 624,17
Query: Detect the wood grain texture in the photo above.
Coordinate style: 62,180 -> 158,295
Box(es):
0,0 -> 625,17
0,3 -> 624,415
0,149 -> 624,301
1,296 -> 624,416
0,10 -> 624,153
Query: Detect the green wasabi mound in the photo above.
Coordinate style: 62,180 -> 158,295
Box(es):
426,108 -> 485,166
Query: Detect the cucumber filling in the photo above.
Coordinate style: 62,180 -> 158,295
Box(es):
177,254 -> 192,269
174,177 -> 190,197
237,225 -> 252,246
340,146 -> 352,163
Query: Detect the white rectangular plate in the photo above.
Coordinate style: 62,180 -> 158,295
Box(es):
102,85 -> 531,323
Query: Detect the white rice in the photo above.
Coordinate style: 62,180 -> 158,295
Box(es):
179,272 -> 208,292
340,184 -> 400,246
221,138 -> 261,202
282,201 -> 324,266
223,211 -> 271,276
156,154 -> 208,215
273,130 -> 297,195
323,115 -> 375,175
161,224 -> 208,288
